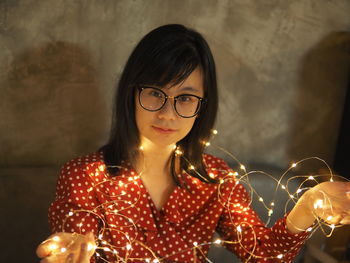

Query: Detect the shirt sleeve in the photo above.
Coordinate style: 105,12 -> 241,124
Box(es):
48,159 -> 102,262
215,164 -> 310,262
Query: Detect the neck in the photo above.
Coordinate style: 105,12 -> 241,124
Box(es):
135,137 -> 176,176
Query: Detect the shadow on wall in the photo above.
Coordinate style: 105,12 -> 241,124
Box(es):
0,41 -> 107,166
286,32 -> 350,175
0,41 -> 106,262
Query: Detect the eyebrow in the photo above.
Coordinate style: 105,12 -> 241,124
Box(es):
177,86 -> 201,94
145,84 -> 201,94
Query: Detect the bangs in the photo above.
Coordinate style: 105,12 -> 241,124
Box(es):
136,41 -> 201,88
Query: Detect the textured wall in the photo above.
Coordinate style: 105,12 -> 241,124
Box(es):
1,0 -> 349,171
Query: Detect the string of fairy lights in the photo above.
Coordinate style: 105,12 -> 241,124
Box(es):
45,129 -> 350,262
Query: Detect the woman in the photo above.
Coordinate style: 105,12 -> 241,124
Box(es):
37,24 -> 350,263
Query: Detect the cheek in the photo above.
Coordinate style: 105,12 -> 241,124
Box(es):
135,104 -> 155,135
181,118 -> 197,134
135,104 -> 145,131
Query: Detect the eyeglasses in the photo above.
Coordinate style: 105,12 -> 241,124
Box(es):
137,86 -> 205,118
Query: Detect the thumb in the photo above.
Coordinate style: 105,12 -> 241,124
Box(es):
36,239 -> 55,258
85,232 -> 96,253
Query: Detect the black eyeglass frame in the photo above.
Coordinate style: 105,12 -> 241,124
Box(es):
137,85 -> 205,118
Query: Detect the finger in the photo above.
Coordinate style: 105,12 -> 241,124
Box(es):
77,243 -> 90,262
86,232 -> 95,243
340,216 -> 350,225
325,214 -> 342,224
40,254 -> 59,263
37,240 -> 58,258
66,253 -> 74,263
85,232 -> 96,256
37,233 -> 69,258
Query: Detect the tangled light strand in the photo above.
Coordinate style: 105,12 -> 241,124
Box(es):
47,129 -> 349,262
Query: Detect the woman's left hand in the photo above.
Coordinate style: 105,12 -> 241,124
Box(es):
305,181 -> 350,225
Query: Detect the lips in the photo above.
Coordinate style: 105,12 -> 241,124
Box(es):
152,126 -> 176,134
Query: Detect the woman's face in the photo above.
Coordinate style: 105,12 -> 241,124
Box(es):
135,68 -> 204,148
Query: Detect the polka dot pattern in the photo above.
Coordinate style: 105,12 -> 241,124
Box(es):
48,152 -> 309,262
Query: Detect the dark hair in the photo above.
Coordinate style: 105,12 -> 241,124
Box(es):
100,24 -> 218,185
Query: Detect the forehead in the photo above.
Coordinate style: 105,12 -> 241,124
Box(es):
164,68 -> 204,95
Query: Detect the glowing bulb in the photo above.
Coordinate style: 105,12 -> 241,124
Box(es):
103,247 -> 111,252
209,172 -> 215,178
193,241 -> 198,246
270,202 -> 275,206
98,165 -> 105,171
87,243 -> 95,252
220,179 -> 224,184
291,163 -> 297,168
189,165 -> 195,170
52,236 -> 60,242
330,224 -> 335,229
327,216 -> 333,221
281,185 -> 286,190
277,254 -> 283,259
212,129 -> 218,134
153,259 -> 159,263
313,199 -> 323,209
214,239 -> 222,244
139,146 -> 144,150
175,149 -> 183,155
240,164 -> 246,171
118,181 -> 124,187
259,197 -> 263,202
296,189 -> 302,193
126,244 -> 131,250
48,243 -> 58,251
236,225 -> 242,232
330,178 -> 334,182
289,194 -> 294,199
268,209 -> 273,216
306,227 -> 313,232
60,247 -> 67,253
205,142 -> 210,146
98,234 -> 103,239
308,176 -> 314,180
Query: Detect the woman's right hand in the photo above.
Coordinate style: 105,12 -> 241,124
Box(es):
36,232 -> 96,263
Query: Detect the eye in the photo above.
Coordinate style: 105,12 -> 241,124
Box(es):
177,95 -> 195,103
148,89 -> 164,98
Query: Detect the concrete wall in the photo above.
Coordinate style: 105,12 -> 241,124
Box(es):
1,0 -> 350,170
1,0 -> 350,171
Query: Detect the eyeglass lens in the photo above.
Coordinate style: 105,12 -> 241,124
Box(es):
139,87 -> 201,118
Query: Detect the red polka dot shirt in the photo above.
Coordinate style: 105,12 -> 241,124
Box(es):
49,152 -> 310,262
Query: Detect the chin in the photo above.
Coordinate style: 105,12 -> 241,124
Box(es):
141,134 -> 177,148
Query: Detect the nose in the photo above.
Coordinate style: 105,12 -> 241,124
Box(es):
157,97 -> 177,120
